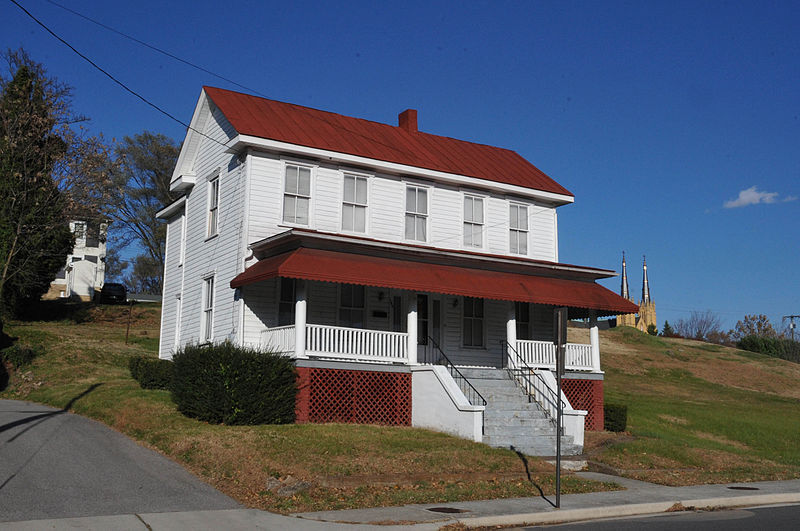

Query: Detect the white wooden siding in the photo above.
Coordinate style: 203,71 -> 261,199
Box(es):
161,105 -> 244,353
158,212 -> 184,358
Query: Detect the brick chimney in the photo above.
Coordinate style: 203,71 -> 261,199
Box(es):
398,109 -> 418,133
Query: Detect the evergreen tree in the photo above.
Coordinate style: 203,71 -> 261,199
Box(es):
661,320 -> 675,337
0,51 -> 74,314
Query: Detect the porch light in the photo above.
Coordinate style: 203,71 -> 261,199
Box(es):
452,298 -> 459,308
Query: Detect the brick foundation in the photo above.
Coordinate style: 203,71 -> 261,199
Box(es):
561,378 -> 604,430
295,366 -> 411,425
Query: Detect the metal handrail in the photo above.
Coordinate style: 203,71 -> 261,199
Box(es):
501,340 -> 566,430
425,336 -> 487,408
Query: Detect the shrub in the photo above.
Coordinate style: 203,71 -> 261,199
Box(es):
604,403 -> 627,432
1,344 -> 41,368
171,341 -> 296,425
129,356 -> 174,390
737,335 -> 800,364
647,324 -> 658,336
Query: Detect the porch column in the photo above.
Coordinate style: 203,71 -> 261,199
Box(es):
506,302 -> 517,368
407,296 -> 417,365
589,310 -> 601,372
294,279 -> 307,359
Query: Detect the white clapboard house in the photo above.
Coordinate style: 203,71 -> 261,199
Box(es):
157,87 -> 637,455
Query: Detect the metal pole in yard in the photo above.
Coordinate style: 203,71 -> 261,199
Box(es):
553,307 -> 568,509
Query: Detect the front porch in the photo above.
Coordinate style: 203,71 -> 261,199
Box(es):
259,321 -> 602,373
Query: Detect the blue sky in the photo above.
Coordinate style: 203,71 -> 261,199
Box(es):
3,0 -> 798,331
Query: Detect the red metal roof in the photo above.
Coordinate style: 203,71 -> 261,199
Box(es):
230,248 -> 637,317
203,86 -> 573,197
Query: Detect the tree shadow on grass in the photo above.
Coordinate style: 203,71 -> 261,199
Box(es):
511,445 -> 556,508
0,383 -> 103,440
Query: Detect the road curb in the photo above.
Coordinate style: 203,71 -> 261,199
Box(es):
456,492 -> 800,527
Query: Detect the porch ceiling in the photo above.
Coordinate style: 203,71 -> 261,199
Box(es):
231,248 -> 638,318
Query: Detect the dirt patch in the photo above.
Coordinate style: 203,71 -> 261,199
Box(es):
693,431 -> 749,450
658,415 -> 689,425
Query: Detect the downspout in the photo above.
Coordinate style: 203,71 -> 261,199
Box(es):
238,150 -> 251,346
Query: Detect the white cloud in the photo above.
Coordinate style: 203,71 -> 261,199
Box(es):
723,186 -> 790,208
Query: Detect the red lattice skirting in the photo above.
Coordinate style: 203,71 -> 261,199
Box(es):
561,378 -> 604,431
295,367 -> 411,426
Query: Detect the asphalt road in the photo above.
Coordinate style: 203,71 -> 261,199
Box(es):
522,503 -> 800,530
0,398 -> 239,523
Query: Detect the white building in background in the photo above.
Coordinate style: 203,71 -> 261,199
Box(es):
44,220 -> 108,301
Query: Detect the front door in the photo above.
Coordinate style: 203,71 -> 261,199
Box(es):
417,294 -> 442,363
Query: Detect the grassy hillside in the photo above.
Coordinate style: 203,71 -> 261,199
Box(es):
0,302 -> 612,514
570,326 -> 800,486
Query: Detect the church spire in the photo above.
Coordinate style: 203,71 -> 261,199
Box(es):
620,251 -> 631,300
642,255 -> 651,303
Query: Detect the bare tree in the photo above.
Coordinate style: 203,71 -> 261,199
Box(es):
731,314 -> 777,341
674,310 -> 723,341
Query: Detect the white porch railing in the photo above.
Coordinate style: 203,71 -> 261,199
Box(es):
515,340 -> 598,372
260,325 -> 295,355
260,324 -> 408,364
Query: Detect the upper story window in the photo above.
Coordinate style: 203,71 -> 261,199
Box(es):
405,185 -> 428,241
283,164 -> 311,225
72,221 -> 87,246
179,213 -> 186,266
509,203 -> 528,255
342,174 -> 368,233
207,175 -> 219,237
463,195 -> 484,248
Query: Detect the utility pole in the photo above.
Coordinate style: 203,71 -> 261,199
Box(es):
783,315 -> 800,342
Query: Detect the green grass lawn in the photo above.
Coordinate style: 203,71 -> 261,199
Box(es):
1,302 -> 616,513
587,326 -> 800,486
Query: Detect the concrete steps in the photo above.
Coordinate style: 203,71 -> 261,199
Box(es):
458,367 -> 582,456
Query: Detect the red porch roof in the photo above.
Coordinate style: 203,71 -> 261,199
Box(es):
230,248 -> 637,318
204,86 -> 572,197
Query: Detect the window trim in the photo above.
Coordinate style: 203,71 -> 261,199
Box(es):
404,183 -> 429,243
206,172 -> 220,239
201,274 -> 215,344
462,193 -> 485,250
281,161 -> 314,228
509,202 -> 529,256
461,296 -> 486,349
340,172 -> 370,234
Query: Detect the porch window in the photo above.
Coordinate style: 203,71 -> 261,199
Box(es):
509,203 -> 528,255
515,301 -> 531,340
278,277 -> 296,326
283,164 -> 311,225
463,195 -> 484,248
405,185 -> 427,241
339,284 -> 365,328
342,174 -> 368,233
463,297 -> 484,347
207,175 -> 219,237
201,275 -> 214,343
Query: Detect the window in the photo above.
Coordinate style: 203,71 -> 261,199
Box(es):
515,301 -> 531,340
179,213 -> 186,266
174,295 -> 182,350
405,185 -> 427,241
339,284 -> 365,328
201,276 -> 214,342
342,174 -> 368,232
278,277 -> 296,326
207,175 -> 219,237
73,221 -> 87,244
463,297 -> 484,347
463,195 -> 484,248
509,203 -> 528,255
283,164 -> 311,225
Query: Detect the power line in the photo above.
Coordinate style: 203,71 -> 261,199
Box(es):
9,0 -> 228,150
43,0 -> 269,99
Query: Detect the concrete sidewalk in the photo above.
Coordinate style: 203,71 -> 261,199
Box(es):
3,473 -> 800,529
